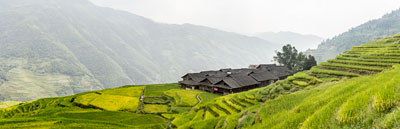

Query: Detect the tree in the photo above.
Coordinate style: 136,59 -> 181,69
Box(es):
304,55 -> 317,70
274,44 -> 317,72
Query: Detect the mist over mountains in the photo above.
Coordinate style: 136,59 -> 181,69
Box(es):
307,9 -> 400,62
0,0 -> 281,101
255,31 -> 324,51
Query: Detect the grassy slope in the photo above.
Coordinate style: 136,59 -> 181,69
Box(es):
0,101 -> 22,109
0,83 -> 219,128
172,34 -> 400,128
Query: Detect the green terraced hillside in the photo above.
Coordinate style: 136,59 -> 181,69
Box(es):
0,83 -> 220,128
3,34 -> 400,128
171,34 -> 400,129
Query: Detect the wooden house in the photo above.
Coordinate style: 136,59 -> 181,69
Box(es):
179,64 -> 291,95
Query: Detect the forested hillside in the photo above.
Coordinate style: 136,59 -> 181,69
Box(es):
307,9 -> 400,62
0,0 -> 279,102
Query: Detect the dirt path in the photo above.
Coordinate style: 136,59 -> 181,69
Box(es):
140,88 -> 145,101
136,88 -> 146,113
191,94 -> 202,110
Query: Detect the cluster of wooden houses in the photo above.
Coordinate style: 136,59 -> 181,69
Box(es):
179,64 -> 292,95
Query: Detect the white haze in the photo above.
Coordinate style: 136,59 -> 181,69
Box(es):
89,0 -> 400,39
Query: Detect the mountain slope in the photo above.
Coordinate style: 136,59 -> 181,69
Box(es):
172,34 -> 400,128
255,31 -> 324,51
307,9 -> 400,62
0,0 -> 279,102
2,34 -> 400,128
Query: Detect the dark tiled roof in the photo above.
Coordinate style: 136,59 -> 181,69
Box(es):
221,78 -> 241,89
187,73 -> 207,82
207,77 -> 223,84
180,64 -> 291,89
230,74 -> 260,87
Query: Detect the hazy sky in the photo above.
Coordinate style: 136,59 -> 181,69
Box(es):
89,0 -> 400,38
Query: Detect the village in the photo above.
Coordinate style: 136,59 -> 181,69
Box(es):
179,64 -> 292,95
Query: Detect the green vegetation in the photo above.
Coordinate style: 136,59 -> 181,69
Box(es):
253,65 -> 400,128
307,8 -> 400,62
99,86 -> 144,97
0,83 -> 219,128
171,34 -> 400,128
143,97 -> 170,104
0,101 -> 22,109
4,33 -> 400,128
83,94 -> 139,111
274,44 -> 317,72
73,86 -> 144,111
144,83 -> 179,97
0,111 -> 166,128
144,104 -> 169,113
161,113 -> 178,119
0,97 -> 165,128
287,72 -> 322,86
198,93 -> 221,105
291,80 -> 308,86
310,67 -> 360,77
164,89 -> 203,107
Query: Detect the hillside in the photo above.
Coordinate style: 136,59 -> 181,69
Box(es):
2,34 -> 400,128
0,83 -> 220,128
306,9 -> 400,62
170,34 -> 400,128
0,0 -> 279,102
255,31 -> 324,51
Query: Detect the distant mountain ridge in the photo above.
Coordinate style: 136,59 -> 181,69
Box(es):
0,0 -> 280,102
306,9 -> 400,62
255,31 -> 324,51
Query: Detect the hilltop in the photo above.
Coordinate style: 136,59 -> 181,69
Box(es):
307,9 -> 400,62
3,34 -> 400,128
0,0 -> 279,102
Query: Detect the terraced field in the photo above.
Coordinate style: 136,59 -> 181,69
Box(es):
171,34 -> 400,128
0,83 -> 219,128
